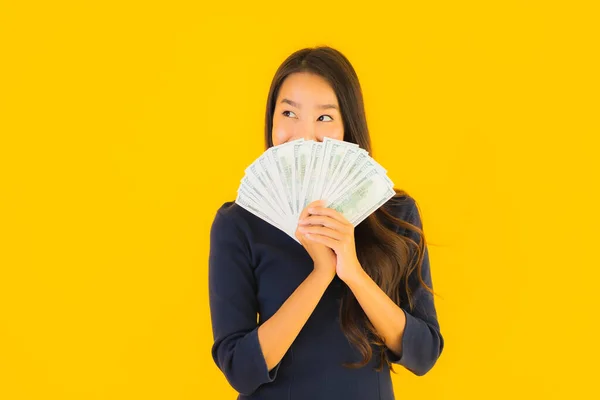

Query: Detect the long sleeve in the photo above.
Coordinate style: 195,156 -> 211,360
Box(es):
386,201 -> 444,376
208,207 -> 281,396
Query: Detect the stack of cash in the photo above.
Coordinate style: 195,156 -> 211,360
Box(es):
235,137 -> 395,243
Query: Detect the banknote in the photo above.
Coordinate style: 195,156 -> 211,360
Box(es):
236,138 -> 395,242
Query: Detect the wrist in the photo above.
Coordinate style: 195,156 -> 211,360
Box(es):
311,267 -> 336,282
341,267 -> 368,288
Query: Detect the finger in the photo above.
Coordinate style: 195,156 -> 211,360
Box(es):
299,225 -> 344,241
298,203 -> 312,221
298,215 -> 348,232
305,232 -> 339,251
299,206 -> 309,220
307,199 -> 325,207
295,229 -> 309,247
306,205 -> 351,225
299,199 -> 324,220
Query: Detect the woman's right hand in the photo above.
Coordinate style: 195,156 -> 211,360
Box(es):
296,200 -> 337,280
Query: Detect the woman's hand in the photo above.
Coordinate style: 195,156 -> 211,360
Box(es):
295,200 -> 337,280
297,202 -> 365,284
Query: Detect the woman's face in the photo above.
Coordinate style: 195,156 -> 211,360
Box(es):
272,72 -> 344,146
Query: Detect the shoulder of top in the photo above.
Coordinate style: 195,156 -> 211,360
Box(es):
214,200 -> 242,220
213,200 -> 259,227
385,192 -> 418,220
210,201 -> 252,235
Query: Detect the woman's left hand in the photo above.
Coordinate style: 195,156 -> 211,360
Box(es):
297,201 -> 365,284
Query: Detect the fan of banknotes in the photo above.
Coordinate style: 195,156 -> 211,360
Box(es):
235,137 -> 396,243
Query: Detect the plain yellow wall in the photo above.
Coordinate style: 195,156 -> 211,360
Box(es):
1,1 -> 598,399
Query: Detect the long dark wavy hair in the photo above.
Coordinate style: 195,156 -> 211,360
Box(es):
264,46 -> 436,373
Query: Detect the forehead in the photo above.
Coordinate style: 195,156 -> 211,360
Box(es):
277,72 -> 338,104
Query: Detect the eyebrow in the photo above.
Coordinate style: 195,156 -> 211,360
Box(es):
280,98 -> 339,110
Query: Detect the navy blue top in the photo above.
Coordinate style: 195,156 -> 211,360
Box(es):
208,194 -> 443,399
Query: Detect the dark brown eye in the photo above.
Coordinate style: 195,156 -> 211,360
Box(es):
283,110 -> 297,118
318,115 -> 333,122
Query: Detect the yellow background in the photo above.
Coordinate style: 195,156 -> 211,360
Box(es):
1,1 -> 598,399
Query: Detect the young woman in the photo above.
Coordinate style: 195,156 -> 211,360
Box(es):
208,46 -> 444,400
